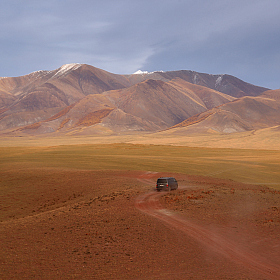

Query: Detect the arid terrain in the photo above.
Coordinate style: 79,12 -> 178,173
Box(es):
1,64 -> 280,279
1,63 -> 276,136
1,144 -> 279,279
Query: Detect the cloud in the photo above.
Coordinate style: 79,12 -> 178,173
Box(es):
0,0 -> 280,88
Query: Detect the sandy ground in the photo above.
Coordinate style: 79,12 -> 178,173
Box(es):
1,171 -> 280,279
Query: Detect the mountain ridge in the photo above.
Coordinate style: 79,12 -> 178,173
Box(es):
168,90 -> 280,134
0,63 -> 276,136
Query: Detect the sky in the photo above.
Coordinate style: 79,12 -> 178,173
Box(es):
1,0 -> 280,89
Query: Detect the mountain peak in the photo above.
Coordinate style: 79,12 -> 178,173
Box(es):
133,70 -> 149,75
133,70 -> 165,75
52,63 -> 82,78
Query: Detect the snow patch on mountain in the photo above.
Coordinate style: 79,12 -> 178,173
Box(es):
215,75 -> 224,88
133,70 -> 164,75
29,70 -> 51,78
52,63 -> 82,78
194,74 -> 199,84
133,70 -> 149,75
26,63 -> 82,81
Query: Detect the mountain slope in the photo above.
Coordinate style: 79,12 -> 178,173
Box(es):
0,64 -> 274,135
261,89 -> 280,101
101,78 -> 236,131
105,79 -> 206,128
127,70 -> 269,98
0,64 -> 131,130
0,64 -> 130,98
0,89 -> 16,108
6,78 -> 236,135
170,89 -> 280,134
167,78 -> 235,109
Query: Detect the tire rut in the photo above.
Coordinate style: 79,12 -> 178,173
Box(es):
135,190 -> 280,280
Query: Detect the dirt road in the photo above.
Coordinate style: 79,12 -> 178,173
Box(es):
135,190 -> 280,280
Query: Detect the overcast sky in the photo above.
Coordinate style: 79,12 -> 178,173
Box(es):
1,0 -> 280,89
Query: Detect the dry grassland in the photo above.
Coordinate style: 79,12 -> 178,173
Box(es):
1,143 -> 279,189
1,125 -> 280,150
1,142 -> 279,279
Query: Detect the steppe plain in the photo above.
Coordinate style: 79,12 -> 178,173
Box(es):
1,64 -> 280,279
1,134 -> 280,280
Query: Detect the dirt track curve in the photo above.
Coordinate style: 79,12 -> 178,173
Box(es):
135,189 -> 280,280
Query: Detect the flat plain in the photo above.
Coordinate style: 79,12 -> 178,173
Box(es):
1,138 -> 280,279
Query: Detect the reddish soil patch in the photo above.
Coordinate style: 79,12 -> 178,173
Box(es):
0,170 -> 279,279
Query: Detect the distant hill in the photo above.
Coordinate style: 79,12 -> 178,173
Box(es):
169,89 -> 280,134
126,70 -> 269,98
0,63 -> 273,135
5,78 -> 236,135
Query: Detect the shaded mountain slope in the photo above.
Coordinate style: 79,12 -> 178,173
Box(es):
0,90 -> 16,108
105,79 -> 206,128
170,89 -> 280,134
167,78 -> 235,109
101,78 -> 236,131
128,70 -> 269,98
12,94 -> 158,135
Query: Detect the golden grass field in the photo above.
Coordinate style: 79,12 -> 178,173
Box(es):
1,124 -> 280,149
1,140 -> 279,198
1,138 -> 279,185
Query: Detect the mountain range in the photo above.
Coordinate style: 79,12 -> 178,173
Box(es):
0,63 -> 279,136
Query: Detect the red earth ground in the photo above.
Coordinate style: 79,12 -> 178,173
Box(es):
1,170 -> 279,279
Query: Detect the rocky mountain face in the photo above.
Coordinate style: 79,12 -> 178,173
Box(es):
0,63 -> 276,136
